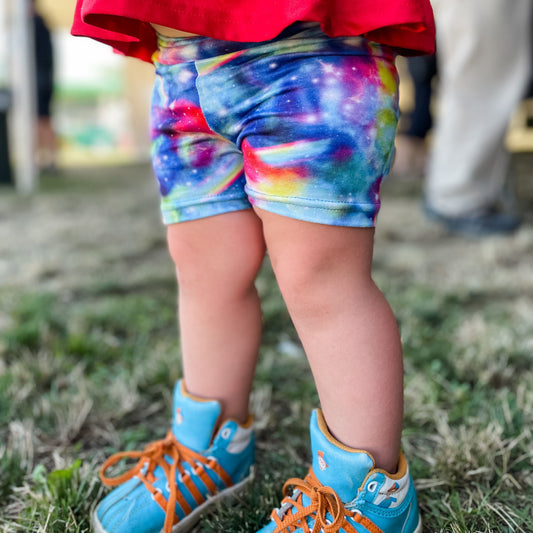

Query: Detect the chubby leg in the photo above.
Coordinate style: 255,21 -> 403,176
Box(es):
255,208 -> 403,473
167,210 -> 266,423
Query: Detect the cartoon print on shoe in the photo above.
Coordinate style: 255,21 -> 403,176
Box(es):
93,381 -> 255,533
257,410 -> 421,533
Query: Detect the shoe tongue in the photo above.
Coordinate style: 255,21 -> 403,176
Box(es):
171,381 -> 221,452
310,410 -> 375,502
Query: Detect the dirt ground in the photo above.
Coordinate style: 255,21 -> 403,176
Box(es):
1,154 -> 532,304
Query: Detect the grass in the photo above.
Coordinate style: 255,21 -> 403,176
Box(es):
1,164 -> 532,532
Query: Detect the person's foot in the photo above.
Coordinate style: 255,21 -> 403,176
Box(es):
424,202 -> 522,237
93,381 -> 255,533
257,410 -> 421,533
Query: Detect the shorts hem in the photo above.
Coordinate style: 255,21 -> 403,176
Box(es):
247,191 -> 379,227
161,197 -> 252,225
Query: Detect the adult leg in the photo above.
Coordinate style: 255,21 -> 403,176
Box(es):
406,54 -> 438,140
255,208 -> 403,473
426,0 -> 532,216
37,116 -> 58,169
393,54 -> 437,176
167,210 -> 266,423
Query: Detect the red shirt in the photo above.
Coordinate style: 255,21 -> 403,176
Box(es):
72,0 -> 435,62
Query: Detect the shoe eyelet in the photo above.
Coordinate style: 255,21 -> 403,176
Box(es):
277,500 -> 293,519
221,428 -> 231,439
151,487 -> 163,501
367,481 -> 379,493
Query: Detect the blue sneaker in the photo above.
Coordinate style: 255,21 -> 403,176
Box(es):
93,381 -> 255,533
257,410 -> 421,533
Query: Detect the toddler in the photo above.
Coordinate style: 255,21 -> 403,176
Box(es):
72,2 -> 435,532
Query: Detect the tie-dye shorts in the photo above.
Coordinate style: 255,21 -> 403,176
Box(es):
151,24 -> 399,227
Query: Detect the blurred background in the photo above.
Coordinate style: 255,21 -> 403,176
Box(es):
1,2 -> 533,531
0,0 -> 154,191
1,1 -> 532,191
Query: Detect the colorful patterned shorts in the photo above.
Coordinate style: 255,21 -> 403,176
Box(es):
151,24 -> 399,227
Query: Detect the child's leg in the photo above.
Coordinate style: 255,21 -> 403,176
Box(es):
255,208 -> 402,473
94,213 -> 263,533
167,210 -> 266,424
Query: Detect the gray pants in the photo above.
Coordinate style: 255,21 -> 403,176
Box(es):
425,0 -> 532,216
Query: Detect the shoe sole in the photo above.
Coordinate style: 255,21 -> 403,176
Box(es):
423,201 -> 522,237
91,472 -> 253,533
413,513 -> 423,533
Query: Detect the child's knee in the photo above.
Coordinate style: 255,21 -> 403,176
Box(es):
269,239 -> 375,317
166,215 -> 265,291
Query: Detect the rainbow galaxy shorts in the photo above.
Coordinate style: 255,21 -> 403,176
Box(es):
151,23 -> 399,227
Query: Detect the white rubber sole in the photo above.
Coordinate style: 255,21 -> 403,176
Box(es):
92,473 -> 253,533
413,513 -> 423,533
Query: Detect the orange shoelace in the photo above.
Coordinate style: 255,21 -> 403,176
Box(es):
99,431 -> 233,533
271,469 -> 384,533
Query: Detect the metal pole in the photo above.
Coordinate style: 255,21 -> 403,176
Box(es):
11,0 -> 38,193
